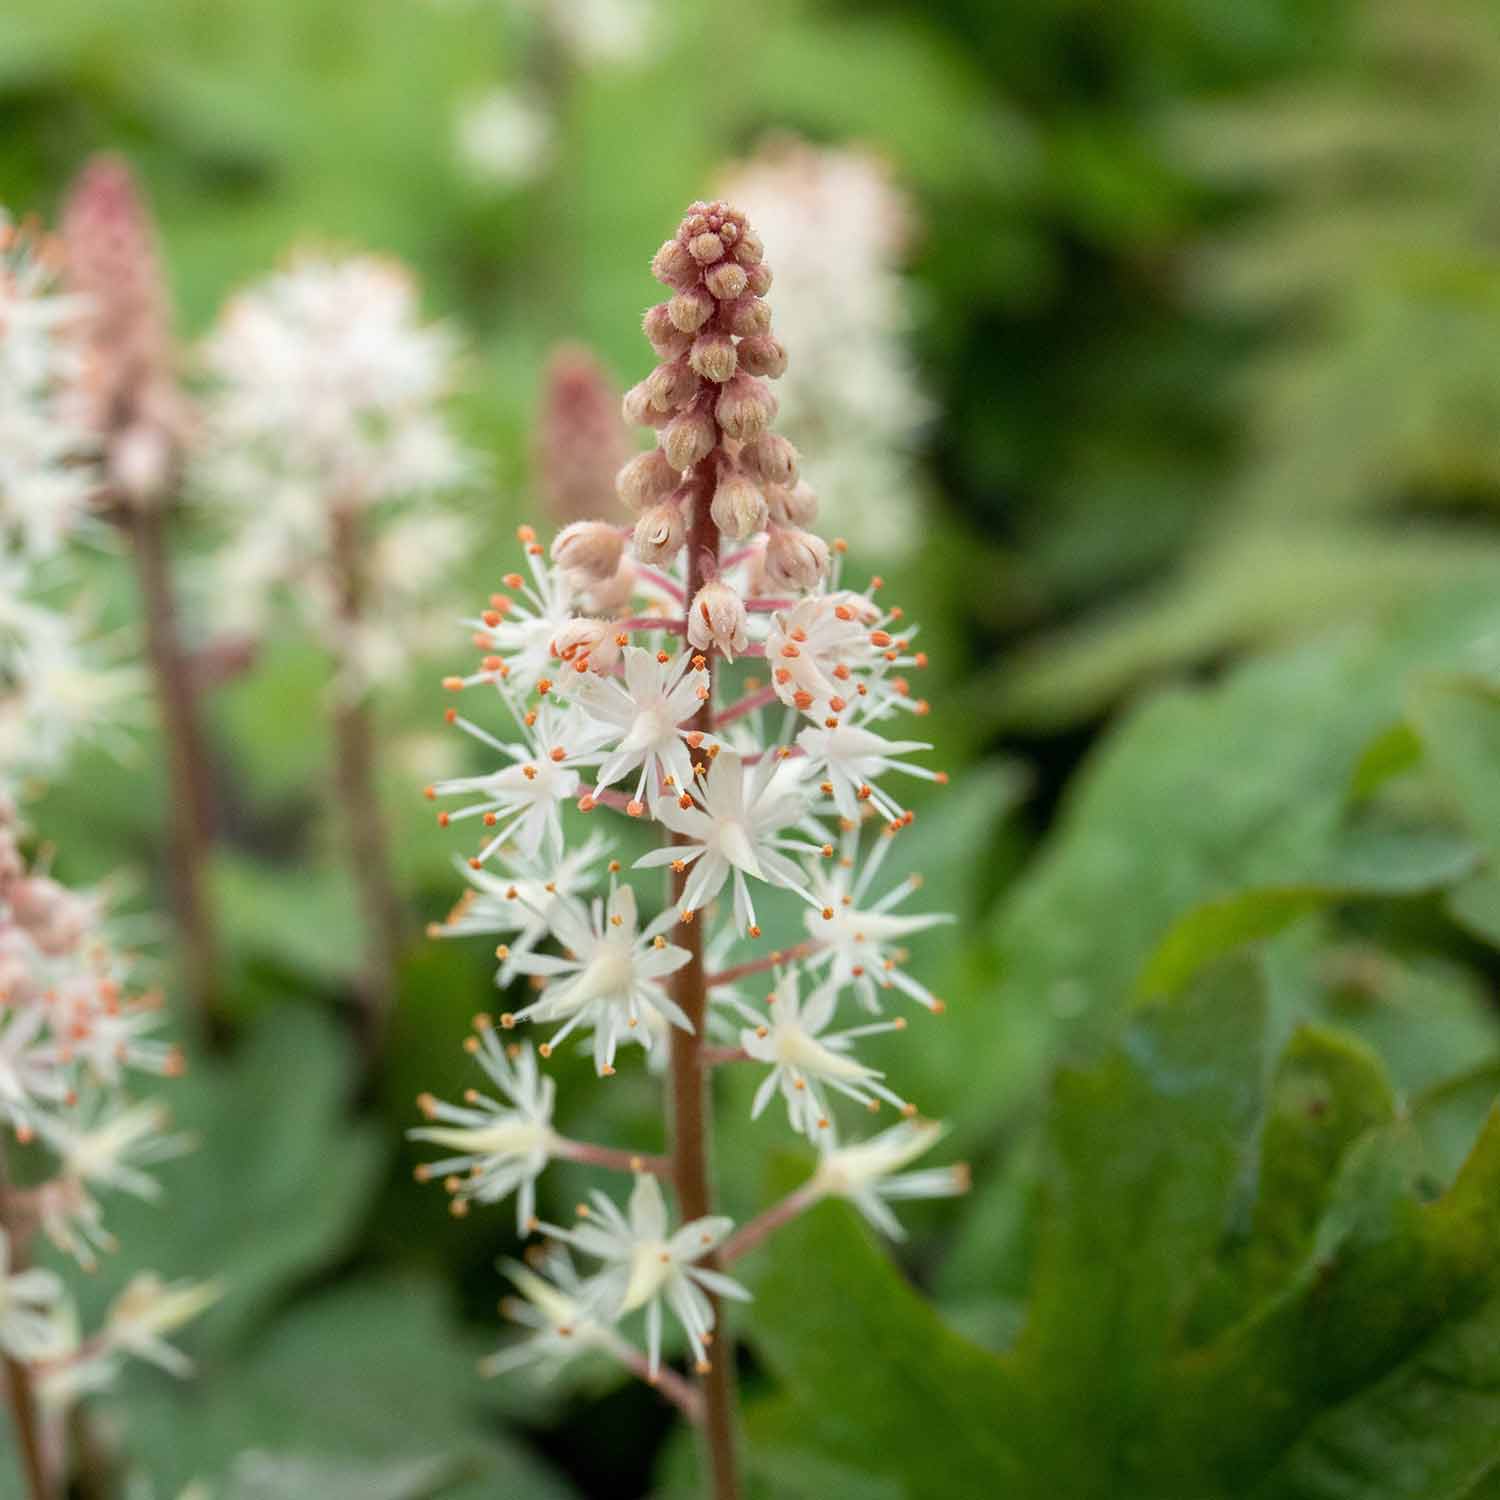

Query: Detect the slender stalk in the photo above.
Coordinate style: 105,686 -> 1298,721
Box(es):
719,1180 -> 823,1266
328,503 -> 405,1065
551,1138 -> 672,1176
668,469 -> 740,1500
0,1152 -> 51,1500
615,1346 -> 705,1424
705,940 -> 820,990
126,502 -> 224,1047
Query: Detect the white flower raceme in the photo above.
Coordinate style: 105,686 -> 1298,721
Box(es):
505,881 -> 692,1075
729,968 -> 911,1139
804,820 -> 952,1013
411,1034 -> 558,1230
541,1174 -> 749,1375
0,212 -> 95,561
718,142 -> 932,557
636,749 -> 824,933
0,1229 -> 66,1362
201,256 -> 465,511
812,1118 -> 969,1240
555,646 -> 712,814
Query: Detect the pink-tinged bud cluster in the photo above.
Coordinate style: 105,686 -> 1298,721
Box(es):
60,157 -> 188,509
621,200 -> 828,599
535,344 -> 631,527
417,202 -> 962,1423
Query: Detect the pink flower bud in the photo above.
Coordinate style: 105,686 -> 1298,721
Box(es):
723,297 -> 771,338
652,238 -> 699,290
742,432 -> 799,488
704,261 -> 748,301
551,521 -> 625,583
737,334 -> 788,379
634,500 -> 687,565
710,471 -> 769,540
732,228 -> 765,266
767,478 -> 818,528
668,286 -> 715,334
622,380 -> 671,430
764,527 -> 830,592
615,448 -> 679,511
536,344 -> 630,526
643,303 -> 693,359
688,231 -> 725,264
61,154 -> 185,506
715,374 -> 776,441
744,262 -> 773,297
662,408 -> 717,471
584,556 -> 637,614
689,332 -> 737,384
645,358 -> 699,413
551,617 -> 622,674
687,579 -> 749,661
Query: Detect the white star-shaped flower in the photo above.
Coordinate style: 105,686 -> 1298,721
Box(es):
729,968 -> 910,1139
506,881 -> 692,1075
796,721 -> 939,824
0,1228 -> 67,1362
482,1247 -> 633,1382
540,1174 -> 749,1375
555,646 -> 712,813
812,1118 -> 969,1240
410,1034 -> 558,1231
636,749 -> 824,934
433,701 -> 607,865
805,822 -> 952,1012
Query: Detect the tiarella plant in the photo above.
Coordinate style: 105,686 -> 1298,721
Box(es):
414,200 -> 967,1498
0,797 -> 217,1498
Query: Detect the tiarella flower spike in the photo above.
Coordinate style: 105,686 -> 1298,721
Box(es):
419,200 -> 964,1498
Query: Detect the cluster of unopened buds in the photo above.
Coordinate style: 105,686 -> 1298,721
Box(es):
0,797 -> 215,1412
412,202 -> 967,1412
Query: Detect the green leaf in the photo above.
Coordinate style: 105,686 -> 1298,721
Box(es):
55,1007 -> 384,1355
740,962 -> 1500,1498
115,1275 -> 576,1499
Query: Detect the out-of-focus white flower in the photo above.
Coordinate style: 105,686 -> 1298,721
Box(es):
540,1174 -> 748,1375
506,880 -> 692,1075
0,1228 -> 67,1362
730,968 -> 910,1139
812,1118 -> 968,1239
201,255 -> 465,510
456,88 -> 556,188
410,1035 -> 557,1230
0,212 -> 96,560
483,1246 -> 635,1380
102,1273 -> 221,1377
718,142 -> 932,555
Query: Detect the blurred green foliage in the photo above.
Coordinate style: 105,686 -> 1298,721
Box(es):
8,0 -> 1500,1495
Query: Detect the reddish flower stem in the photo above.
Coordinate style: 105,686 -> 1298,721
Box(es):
0,1150 -> 51,1500
551,1138 -> 672,1176
329,503 -> 405,1068
617,616 -> 685,634
700,1046 -> 749,1067
668,465 -> 740,1500
713,685 -> 778,729
126,502 -> 225,1048
615,1346 -> 704,1423
719,1180 -> 822,1266
704,940 -> 820,990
